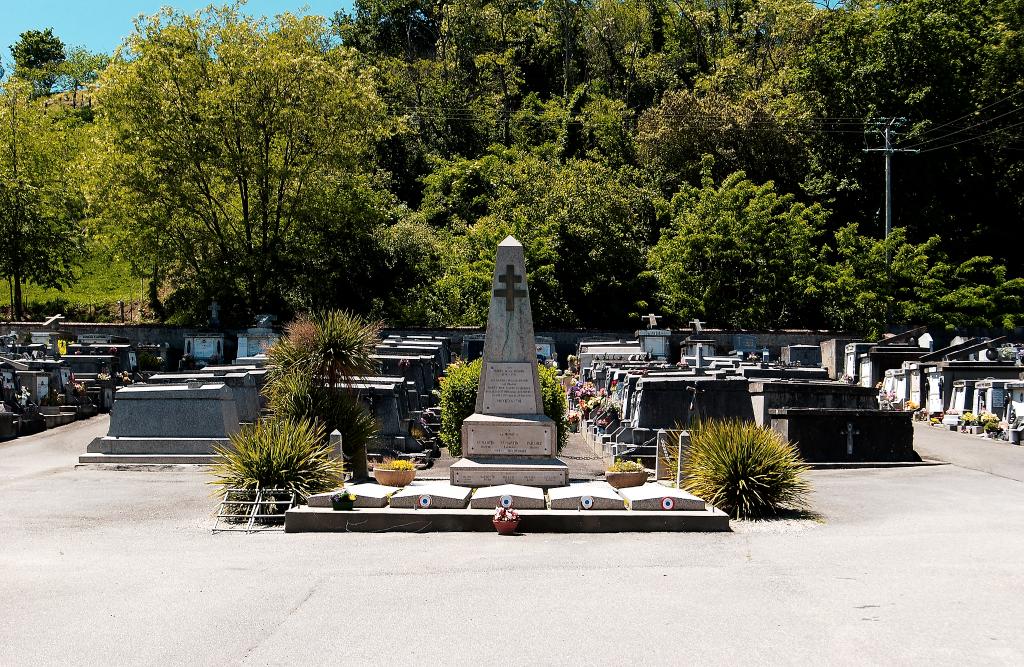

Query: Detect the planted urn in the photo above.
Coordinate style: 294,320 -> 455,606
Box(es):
605,459 -> 648,489
373,458 -> 417,487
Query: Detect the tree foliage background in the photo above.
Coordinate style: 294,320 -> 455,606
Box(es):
3,0 -> 1023,336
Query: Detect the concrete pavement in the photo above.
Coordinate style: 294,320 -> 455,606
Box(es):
1,418 -> 1023,665
913,421 -> 1024,482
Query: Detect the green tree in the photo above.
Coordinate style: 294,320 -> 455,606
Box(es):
94,5 -> 390,323
418,147 -> 665,327
54,47 -> 109,112
810,225 -> 1024,336
10,28 -> 67,98
650,162 -> 825,329
0,79 -> 84,320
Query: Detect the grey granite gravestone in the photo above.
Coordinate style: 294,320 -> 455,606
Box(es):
81,383 -> 240,462
449,236 -> 569,488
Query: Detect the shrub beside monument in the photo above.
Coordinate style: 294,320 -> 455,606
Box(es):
438,358 -> 568,457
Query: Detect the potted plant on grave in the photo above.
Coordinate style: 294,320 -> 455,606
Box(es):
981,413 -> 1002,439
372,458 -> 417,487
605,458 -> 648,489
331,491 -> 357,511
961,412 -> 982,435
492,506 -> 520,535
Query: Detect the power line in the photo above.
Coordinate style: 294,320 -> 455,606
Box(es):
919,118 -> 1024,153
900,105 -> 1023,149
905,87 -> 1024,139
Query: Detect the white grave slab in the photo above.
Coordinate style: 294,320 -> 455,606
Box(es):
548,482 -> 625,510
619,484 -> 706,511
389,482 -> 473,509
469,484 -> 546,509
306,483 -> 401,508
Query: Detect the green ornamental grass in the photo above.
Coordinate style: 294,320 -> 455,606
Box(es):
209,418 -> 343,501
684,419 -> 811,520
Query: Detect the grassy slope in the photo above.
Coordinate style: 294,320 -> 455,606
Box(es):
6,242 -> 141,321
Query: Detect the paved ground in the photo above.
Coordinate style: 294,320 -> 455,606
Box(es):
2,418 -> 1024,665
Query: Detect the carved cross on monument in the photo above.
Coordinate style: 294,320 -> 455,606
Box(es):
841,421 -> 860,456
690,318 -> 706,332
494,264 -> 527,312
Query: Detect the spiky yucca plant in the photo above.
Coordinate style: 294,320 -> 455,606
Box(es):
209,418 -> 343,500
683,419 -> 811,520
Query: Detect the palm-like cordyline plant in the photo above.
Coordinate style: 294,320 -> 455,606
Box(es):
267,310 -> 380,390
209,418 -> 343,500
263,310 -> 382,477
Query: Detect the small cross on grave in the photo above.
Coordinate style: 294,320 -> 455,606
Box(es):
841,421 -> 860,457
208,300 -> 221,327
643,313 -> 661,329
494,264 -> 527,312
689,318 -> 706,332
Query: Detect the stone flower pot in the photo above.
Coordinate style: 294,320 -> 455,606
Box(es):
605,470 -> 648,489
968,425 -> 984,435
373,468 -> 416,487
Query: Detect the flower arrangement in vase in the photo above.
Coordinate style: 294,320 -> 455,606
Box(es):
492,506 -> 520,535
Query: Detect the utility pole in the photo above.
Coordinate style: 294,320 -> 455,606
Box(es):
864,118 -> 920,268
864,118 -> 919,330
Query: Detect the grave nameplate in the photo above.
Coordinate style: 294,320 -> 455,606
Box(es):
450,460 -> 568,487
465,418 -> 554,457
480,362 -> 538,414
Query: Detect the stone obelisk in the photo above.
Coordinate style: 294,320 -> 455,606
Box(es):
449,236 -> 569,488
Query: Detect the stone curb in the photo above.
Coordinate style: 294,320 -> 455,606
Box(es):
284,506 -> 731,533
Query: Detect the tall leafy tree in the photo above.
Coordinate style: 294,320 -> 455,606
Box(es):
94,5 -> 390,323
0,79 -> 84,320
55,47 -> 109,111
650,160 -> 825,329
10,28 -> 67,98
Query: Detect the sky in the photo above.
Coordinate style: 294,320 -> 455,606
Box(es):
1,1 -> 352,63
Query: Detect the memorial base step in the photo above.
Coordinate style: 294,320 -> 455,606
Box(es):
87,436 -> 231,455
285,506 -> 730,533
77,453 -> 217,465
449,457 -> 569,488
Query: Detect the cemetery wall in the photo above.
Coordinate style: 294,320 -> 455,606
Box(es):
14,322 -> 1021,362
383,328 -> 861,363
2,322 -> 859,361
3,322 -> 207,349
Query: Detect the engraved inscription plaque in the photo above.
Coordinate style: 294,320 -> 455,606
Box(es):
451,467 -> 568,487
480,362 -> 539,413
466,423 -> 554,457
